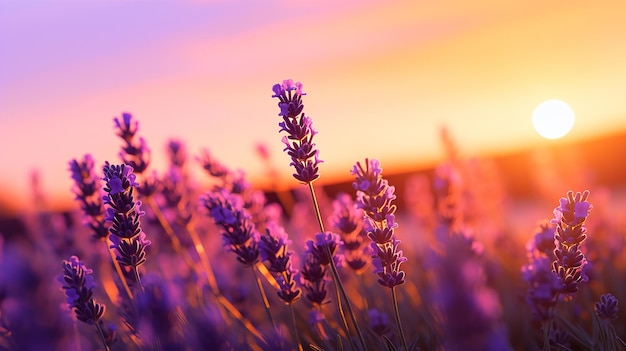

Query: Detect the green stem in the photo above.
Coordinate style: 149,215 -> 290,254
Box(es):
105,240 -> 134,300
133,267 -> 144,294
95,322 -> 111,351
307,182 -> 368,351
289,303 -> 304,351
392,286 -> 408,351
252,266 -> 276,329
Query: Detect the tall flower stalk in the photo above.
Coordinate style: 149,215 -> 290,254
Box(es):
69,155 -> 134,300
58,256 -> 113,351
351,158 -> 408,351
201,188 -> 278,334
102,162 -> 151,293
260,220 -> 303,350
542,190 -> 592,349
273,79 -> 367,350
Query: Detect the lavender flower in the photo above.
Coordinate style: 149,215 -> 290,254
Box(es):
59,256 -> 116,350
69,154 -> 108,241
300,251 -> 330,306
113,112 -> 150,175
351,158 -> 406,288
522,222 -> 562,323
298,232 -> 343,306
201,189 -> 260,267
273,79 -> 322,183
368,309 -> 392,337
259,221 -> 301,304
595,293 -> 619,320
102,162 -> 151,283
329,193 -> 370,274
59,256 -> 105,325
551,190 -> 592,294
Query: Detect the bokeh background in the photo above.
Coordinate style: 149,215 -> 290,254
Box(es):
1,0 -> 626,214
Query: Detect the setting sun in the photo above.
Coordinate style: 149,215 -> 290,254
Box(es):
532,99 -> 576,139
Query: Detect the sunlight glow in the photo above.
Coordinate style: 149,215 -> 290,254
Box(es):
532,99 -> 575,139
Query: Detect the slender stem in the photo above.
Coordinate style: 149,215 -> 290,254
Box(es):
289,303 -> 304,351
186,223 -> 221,295
132,267 -> 144,294
307,182 -> 368,351
146,197 -> 198,270
392,286 -> 408,351
94,322 -> 111,351
252,266 -> 276,329
73,320 -> 82,351
216,294 -> 267,344
105,240 -> 134,300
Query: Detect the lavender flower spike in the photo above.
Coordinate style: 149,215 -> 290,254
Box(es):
113,112 -> 150,174
595,293 -> 619,321
351,158 -> 406,288
273,80 -> 323,183
59,256 -> 106,325
102,162 -> 151,283
201,189 -> 260,267
551,190 -> 592,294
260,221 -> 301,304
59,256 -> 114,350
69,154 -> 108,241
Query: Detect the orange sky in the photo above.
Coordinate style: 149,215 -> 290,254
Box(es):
1,0 -> 626,213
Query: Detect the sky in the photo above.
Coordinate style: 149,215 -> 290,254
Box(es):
1,0 -> 626,212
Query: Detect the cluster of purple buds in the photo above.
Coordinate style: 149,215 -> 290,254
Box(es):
522,222 -> 562,323
351,158 -> 406,288
69,154 -> 108,241
273,79 -> 322,183
201,189 -> 260,267
300,232 -> 342,306
595,293 -> 619,321
259,221 -> 301,304
551,190 -> 592,294
329,193 -> 370,273
102,162 -> 151,275
113,113 -> 150,174
58,256 -> 106,325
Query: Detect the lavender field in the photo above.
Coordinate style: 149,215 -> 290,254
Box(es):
1,80 -> 625,351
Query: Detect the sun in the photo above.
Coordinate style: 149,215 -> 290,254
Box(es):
532,99 -> 575,139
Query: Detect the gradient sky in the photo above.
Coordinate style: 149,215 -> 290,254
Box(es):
1,0 -> 626,212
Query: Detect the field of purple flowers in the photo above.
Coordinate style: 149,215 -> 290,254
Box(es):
1,80 -> 625,351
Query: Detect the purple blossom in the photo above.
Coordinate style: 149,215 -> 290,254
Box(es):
113,112 -> 150,175
102,162 -> 151,278
201,189 -> 260,267
368,309 -> 392,337
329,193 -> 371,273
595,293 -> 619,320
260,221 -> 301,304
58,256 -> 106,325
305,232 -> 343,267
299,252 -> 330,306
274,79 -> 323,183
69,154 -> 109,241
351,158 -> 405,288
551,190 -> 592,294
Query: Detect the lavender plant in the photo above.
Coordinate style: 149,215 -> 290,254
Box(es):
274,79 -> 367,350
351,158 -> 408,350
69,155 -> 109,241
3,80 -> 626,351
58,255 -> 114,351
102,162 -> 151,292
